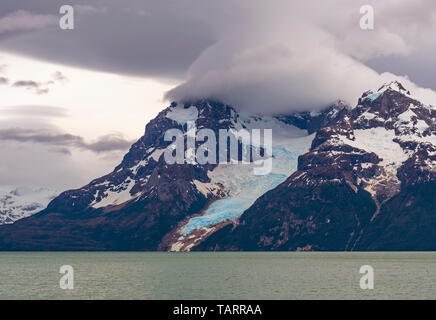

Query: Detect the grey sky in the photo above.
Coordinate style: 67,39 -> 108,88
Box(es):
0,115 -> 133,190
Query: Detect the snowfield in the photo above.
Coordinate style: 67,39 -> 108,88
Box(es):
0,187 -> 58,225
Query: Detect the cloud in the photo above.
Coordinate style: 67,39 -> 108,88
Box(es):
47,147 -> 71,155
166,0 -> 436,113
74,5 -> 107,15
0,141 -> 79,190
0,76 -> 8,84
36,88 -> 49,95
52,71 -> 68,83
84,133 -> 133,153
339,28 -> 410,61
0,105 -> 69,118
9,70 -> 67,93
12,79 -> 51,94
12,80 -> 39,88
0,113 -> 129,190
0,139 -> 122,191
0,127 -> 134,154
0,9 -> 57,34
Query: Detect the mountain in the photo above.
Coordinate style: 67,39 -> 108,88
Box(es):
0,81 -> 435,251
0,187 -> 58,225
0,99 -> 345,250
196,81 -> 436,251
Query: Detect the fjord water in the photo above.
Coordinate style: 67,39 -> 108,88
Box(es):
0,252 -> 435,299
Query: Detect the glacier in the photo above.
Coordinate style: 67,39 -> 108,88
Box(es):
181,120 -> 315,235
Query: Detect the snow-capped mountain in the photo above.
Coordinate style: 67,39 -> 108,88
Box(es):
0,99 -> 340,250
197,81 -> 436,251
0,81 -> 435,251
0,187 -> 58,225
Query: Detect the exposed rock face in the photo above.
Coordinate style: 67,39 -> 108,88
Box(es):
1,81 -> 435,251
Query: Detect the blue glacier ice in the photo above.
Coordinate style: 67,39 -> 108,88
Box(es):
181,139 -> 313,235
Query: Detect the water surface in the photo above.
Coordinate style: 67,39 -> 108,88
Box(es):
0,252 -> 435,299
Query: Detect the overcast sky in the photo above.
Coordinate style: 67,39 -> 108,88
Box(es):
0,0 -> 436,191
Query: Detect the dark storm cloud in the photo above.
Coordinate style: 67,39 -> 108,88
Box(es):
0,127 -> 133,154
0,0 -> 217,79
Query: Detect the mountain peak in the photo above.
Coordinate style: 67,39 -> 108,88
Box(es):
359,81 -> 416,108
377,81 -> 410,96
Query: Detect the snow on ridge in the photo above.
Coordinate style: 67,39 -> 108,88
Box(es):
130,160 -> 147,175
192,180 -> 221,197
397,108 -> 416,123
165,105 -> 198,125
148,148 -> 165,161
91,179 -> 137,209
377,81 -> 410,96
362,81 -> 411,102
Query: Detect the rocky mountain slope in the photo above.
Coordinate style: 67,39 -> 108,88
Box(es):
0,81 -> 435,251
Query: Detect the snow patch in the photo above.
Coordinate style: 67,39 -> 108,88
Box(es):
91,179 -> 137,208
398,108 -> 416,123
339,128 -> 409,166
148,148 -> 165,161
166,105 -> 198,125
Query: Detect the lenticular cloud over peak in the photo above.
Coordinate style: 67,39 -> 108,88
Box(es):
166,1 -> 436,114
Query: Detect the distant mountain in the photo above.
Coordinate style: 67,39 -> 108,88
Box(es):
0,187 -> 58,225
0,81 -> 435,251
